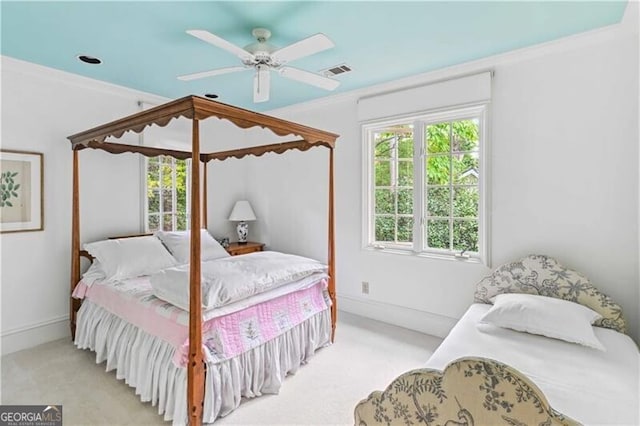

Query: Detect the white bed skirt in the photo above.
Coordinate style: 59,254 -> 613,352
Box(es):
75,300 -> 332,425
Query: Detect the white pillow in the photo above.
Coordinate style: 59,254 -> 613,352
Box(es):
83,236 -> 177,281
155,229 -> 230,264
479,293 -> 605,351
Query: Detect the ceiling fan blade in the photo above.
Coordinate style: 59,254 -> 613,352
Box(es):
271,33 -> 334,64
253,66 -> 270,103
177,66 -> 248,81
186,30 -> 254,61
279,66 -> 340,91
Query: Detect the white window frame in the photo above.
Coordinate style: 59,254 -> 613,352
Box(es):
362,103 -> 490,265
143,156 -> 191,233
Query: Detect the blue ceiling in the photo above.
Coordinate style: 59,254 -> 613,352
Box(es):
1,1 -> 628,111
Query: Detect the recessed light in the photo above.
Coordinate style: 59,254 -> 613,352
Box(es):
204,93 -> 219,99
77,55 -> 102,65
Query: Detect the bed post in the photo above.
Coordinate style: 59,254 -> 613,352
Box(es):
188,119 -> 205,426
70,149 -> 81,341
202,161 -> 208,230
328,147 -> 336,342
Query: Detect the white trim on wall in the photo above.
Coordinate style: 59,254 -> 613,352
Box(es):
1,56 -> 169,106
338,293 -> 458,338
1,315 -> 69,355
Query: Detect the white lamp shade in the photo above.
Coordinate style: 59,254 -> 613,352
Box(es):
228,200 -> 257,221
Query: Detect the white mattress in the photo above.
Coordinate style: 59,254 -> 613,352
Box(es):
426,303 -> 639,425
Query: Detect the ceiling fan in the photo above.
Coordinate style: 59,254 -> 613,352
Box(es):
178,28 -> 340,103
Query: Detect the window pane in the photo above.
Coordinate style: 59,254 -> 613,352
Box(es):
175,160 -> 188,216
148,189 -> 160,213
176,213 -> 188,231
375,161 -> 391,186
398,161 -> 413,186
147,161 -> 159,191
375,216 -> 395,241
397,136 -> 413,159
375,189 -> 395,214
161,163 -> 173,189
148,214 -> 160,232
162,189 -> 174,212
453,152 -> 479,184
397,189 -> 413,215
163,213 -> 174,231
427,219 -> 450,249
427,187 -> 450,217
147,157 -> 190,233
453,186 -> 478,218
453,220 -> 478,252
426,122 -> 450,154
426,156 -> 450,185
374,135 -> 392,159
397,217 -> 413,242
367,111 -> 482,255
452,119 -> 479,152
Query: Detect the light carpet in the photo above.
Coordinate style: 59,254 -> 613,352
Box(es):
1,312 -> 442,425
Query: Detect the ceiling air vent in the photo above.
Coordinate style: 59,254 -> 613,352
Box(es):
323,64 -> 352,77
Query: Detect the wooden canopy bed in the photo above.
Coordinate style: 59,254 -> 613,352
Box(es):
67,95 -> 338,425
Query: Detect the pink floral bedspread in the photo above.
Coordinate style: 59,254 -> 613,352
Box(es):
73,276 -> 330,367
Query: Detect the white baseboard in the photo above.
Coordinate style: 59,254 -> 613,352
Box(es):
337,294 -> 458,338
1,315 -> 70,355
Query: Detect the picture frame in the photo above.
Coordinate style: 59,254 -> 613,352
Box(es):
0,149 -> 44,233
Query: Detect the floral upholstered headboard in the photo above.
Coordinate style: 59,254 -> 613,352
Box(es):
474,254 -> 626,334
354,357 -> 579,426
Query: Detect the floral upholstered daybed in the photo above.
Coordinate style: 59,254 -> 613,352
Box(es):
355,255 -> 639,425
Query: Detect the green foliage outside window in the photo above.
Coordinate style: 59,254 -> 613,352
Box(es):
373,119 -> 480,253
146,156 -> 189,231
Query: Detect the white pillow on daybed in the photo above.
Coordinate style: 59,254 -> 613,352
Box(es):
83,236 -> 177,282
155,229 -> 230,264
479,293 -> 606,351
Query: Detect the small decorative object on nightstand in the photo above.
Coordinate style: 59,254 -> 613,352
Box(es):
225,241 -> 265,256
228,200 -> 256,244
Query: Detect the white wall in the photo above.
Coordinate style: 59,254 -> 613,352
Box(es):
247,19 -> 640,341
0,58 -> 148,353
0,58 -> 246,354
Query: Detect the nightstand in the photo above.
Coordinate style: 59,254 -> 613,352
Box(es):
225,241 -> 265,256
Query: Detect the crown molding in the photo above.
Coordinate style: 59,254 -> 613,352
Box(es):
267,18 -> 629,117
1,55 -> 169,105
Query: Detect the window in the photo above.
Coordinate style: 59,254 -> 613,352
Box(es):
145,156 -> 190,232
363,104 -> 488,262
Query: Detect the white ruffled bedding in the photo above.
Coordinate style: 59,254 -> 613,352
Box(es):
150,251 -> 327,311
75,300 -> 331,425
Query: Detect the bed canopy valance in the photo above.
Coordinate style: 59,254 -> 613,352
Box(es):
68,95 -> 338,426
68,95 -> 336,148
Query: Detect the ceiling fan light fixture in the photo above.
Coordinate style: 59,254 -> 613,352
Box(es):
179,27 -> 340,103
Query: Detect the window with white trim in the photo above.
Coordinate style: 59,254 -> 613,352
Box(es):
364,104 -> 488,261
144,156 -> 191,232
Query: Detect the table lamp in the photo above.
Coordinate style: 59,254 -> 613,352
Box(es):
228,200 -> 256,244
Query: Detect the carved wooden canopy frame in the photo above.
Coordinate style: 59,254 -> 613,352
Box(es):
68,95 -> 338,426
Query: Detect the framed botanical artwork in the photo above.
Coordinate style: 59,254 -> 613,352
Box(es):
0,150 -> 43,233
